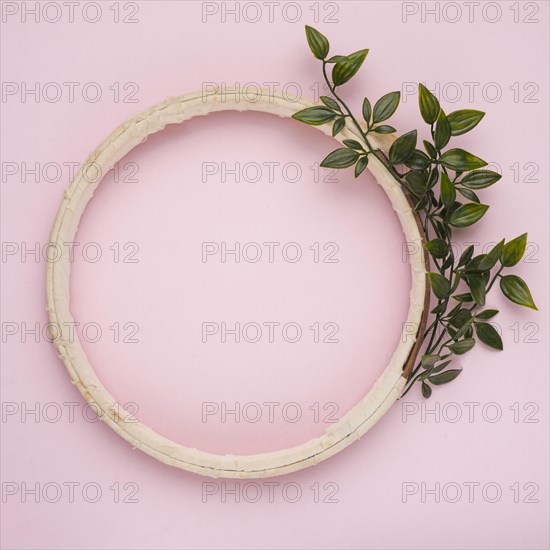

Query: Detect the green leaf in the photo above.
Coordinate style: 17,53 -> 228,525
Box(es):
362,97 -> 371,124
448,302 -> 464,319
447,109 -> 485,136
458,187 -> 480,203
320,95 -> 340,111
373,91 -> 401,123
460,169 -> 501,189
440,149 -> 487,171
453,292 -> 473,303
501,233 -> 528,267
354,156 -> 369,178
343,139 -> 363,150
305,25 -> 329,60
418,83 -> 440,124
447,294 -> 462,310
434,110 -> 451,150
373,125 -> 396,134
477,240 -> 504,271
448,301 -> 464,316
428,272 -> 451,299
449,338 -> 475,355
425,238 -> 449,259
440,172 -> 456,210
457,245 -> 474,267
404,170 -> 427,198
389,130 -> 417,165
466,254 -> 489,273
332,49 -> 369,86
449,309 -> 471,329
429,369 -> 462,385
414,195 -> 429,212
448,203 -> 489,227
421,382 -> 432,398
421,354 -> 440,368
447,325 -> 458,338
431,301 -> 446,315
292,106 -> 336,125
405,150 -> 430,170
500,275 -> 538,310
476,309 -> 498,320
320,147 -> 359,169
427,169 -> 439,190
332,117 -> 345,136
441,256 -> 456,272
454,317 -> 474,340
431,360 -> 452,374
326,55 -> 349,63
468,274 -> 486,306
423,140 -> 437,159
475,322 -> 503,350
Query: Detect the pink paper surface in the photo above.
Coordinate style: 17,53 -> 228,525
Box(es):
1,1 -> 549,549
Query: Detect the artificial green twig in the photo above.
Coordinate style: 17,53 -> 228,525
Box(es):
294,26 -> 537,398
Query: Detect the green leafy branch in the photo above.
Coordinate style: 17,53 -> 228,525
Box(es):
294,26 -> 538,398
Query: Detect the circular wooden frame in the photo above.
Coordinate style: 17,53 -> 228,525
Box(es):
46,90 -> 429,478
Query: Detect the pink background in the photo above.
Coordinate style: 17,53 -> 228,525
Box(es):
1,1 -> 549,548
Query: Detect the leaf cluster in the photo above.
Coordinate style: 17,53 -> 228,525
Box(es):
294,26 -> 538,397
